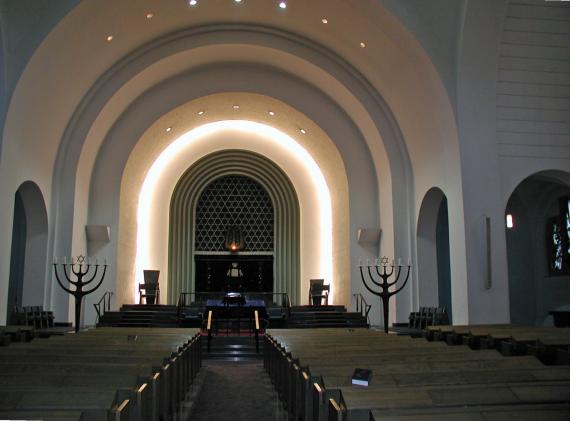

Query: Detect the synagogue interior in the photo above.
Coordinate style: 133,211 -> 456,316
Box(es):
0,0 -> 569,419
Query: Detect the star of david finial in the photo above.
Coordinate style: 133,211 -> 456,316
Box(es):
76,255 -> 85,264
380,256 -> 389,266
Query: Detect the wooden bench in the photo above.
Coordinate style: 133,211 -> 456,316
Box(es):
0,327 -> 201,420
408,306 -> 449,329
330,382 -> 570,421
0,410 -> 84,421
0,325 -> 36,344
369,403 -> 570,420
264,328 -> 570,421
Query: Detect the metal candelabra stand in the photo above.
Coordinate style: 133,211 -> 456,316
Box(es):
53,255 -> 108,333
359,256 -> 411,333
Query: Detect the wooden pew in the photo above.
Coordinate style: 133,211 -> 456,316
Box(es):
329,382 -> 570,421
265,328 -> 570,421
369,403 -> 570,420
0,410 -> 85,421
0,325 -> 35,343
4,337 -> 197,416
0,327 -> 201,420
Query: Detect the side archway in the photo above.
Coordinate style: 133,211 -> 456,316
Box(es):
506,170 -> 570,325
169,150 -> 300,303
6,181 -> 48,322
416,187 -> 452,321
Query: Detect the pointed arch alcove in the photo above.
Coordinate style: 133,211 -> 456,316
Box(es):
169,150 -> 300,303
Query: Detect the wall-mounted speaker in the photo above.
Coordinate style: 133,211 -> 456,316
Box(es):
85,225 -> 111,243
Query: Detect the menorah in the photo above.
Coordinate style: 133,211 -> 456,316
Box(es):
359,256 -> 411,333
53,255 -> 108,333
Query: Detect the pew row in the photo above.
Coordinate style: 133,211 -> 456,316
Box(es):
264,328 -> 570,421
426,324 -> 570,364
0,327 -> 201,421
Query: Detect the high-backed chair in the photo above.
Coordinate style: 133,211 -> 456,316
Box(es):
139,270 -> 160,305
309,278 -> 330,306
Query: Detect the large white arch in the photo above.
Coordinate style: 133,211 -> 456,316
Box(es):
133,120 -> 332,305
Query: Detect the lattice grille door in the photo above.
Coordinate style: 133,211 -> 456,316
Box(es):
195,175 -> 274,251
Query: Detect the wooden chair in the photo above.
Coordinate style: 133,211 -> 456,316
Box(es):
432,306 -> 449,326
139,270 -> 160,305
308,279 -> 330,306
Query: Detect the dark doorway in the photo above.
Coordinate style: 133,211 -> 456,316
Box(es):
417,187 -> 452,323
6,181 -> 49,324
195,255 -> 273,292
436,197 -> 452,321
7,191 -> 26,323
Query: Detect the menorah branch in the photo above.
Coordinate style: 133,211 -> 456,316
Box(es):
83,265 -> 100,286
391,266 -> 411,296
366,265 -> 383,287
53,264 -> 74,295
359,267 -> 379,295
84,265 -> 108,296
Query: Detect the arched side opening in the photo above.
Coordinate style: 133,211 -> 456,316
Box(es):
416,187 -> 452,322
7,191 -> 26,322
506,170 -> 570,325
169,150 -> 300,303
7,181 -> 48,322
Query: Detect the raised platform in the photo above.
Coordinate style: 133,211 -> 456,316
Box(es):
97,304 -> 180,328
288,305 -> 368,328
97,303 -> 369,329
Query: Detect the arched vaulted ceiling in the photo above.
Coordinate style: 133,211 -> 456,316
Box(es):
2,0 -> 459,186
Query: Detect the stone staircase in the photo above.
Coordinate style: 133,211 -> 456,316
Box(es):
288,305 -> 368,328
97,304 -> 180,327
202,335 -> 263,361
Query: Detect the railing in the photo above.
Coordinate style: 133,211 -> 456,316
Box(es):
94,291 -> 113,323
254,310 -> 260,353
206,310 -> 213,353
353,293 -> 372,326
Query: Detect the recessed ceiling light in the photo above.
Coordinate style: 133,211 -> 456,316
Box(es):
189,0 -> 198,6
300,128 -> 306,134
268,111 -> 275,116
106,35 -> 114,42
279,1 -> 287,9
234,0 -> 242,3
146,13 -> 154,19
165,127 -> 172,132
321,18 -> 328,24
198,110 -> 205,115
360,42 -> 366,48
233,105 -> 240,110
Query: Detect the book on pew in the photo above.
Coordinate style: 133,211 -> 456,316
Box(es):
351,368 -> 372,386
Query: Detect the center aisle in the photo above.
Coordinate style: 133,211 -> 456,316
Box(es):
188,361 -> 287,421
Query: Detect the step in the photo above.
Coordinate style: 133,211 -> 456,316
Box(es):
121,304 -> 178,311
291,306 -> 347,313
201,335 -> 263,361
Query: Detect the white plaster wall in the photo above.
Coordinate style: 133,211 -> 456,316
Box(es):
455,0 -> 511,324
